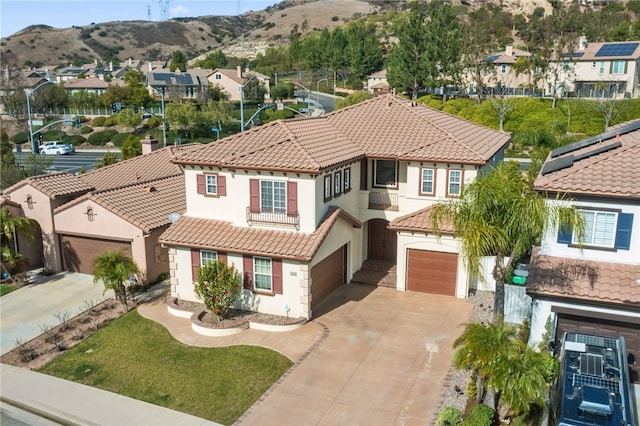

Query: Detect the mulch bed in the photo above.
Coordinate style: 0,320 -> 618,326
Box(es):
1,298 -> 129,370
169,298 -> 307,329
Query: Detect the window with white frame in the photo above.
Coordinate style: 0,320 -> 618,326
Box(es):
215,74 -> 222,80
343,168 -> 351,192
574,210 -> 616,247
598,61 -> 605,74
200,250 -> 218,266
253,257 -> 272,291
334,171 -> 342,196
420,168 -> 435,195
447,169 -> 462,197
500,64 -> 507,74
324,175 -> 332,200
206,174 -> 217,195
260,180 -> 286,213
374,160 -> 397,187
611,60 -> 625,74
591,61 -> 597,69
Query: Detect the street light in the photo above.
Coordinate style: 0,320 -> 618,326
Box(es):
317,78 -> 328,105
328,69 -> 337,95
25,80 -> 54,154
239,75 -> 258,132
289,81 -> 312,117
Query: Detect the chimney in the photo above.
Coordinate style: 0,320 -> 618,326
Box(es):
148,62 -> 152,72
579,36 -> 588,51
141,135 -> 159,155
129,58 -> 132,66
237,65 -> 243,79
505,45 -> 513,56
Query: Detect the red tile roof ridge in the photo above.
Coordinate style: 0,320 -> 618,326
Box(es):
2,171 -> 95,199
389,204 -> 456,234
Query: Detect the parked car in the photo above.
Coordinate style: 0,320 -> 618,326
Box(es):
39,141 -> 74,155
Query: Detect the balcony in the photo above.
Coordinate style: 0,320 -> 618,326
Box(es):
368,191 -> 399,211
246,207 -> 300,229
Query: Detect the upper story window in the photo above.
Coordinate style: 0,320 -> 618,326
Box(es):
420,168 -> 435,195
343,168 -> 351,193
374,160 -> 397,188
324,175 -> 332,201
557,209 -> 633,251
598,61 -> 605,74
215,74 -> 222,80
261,180 -> 286,213
500,64 -> 507,74
197,173 -> 226,197
200,250 -> 217,266
447,169 -> 462,197
591,61 -> 597,69
334,172 -> 342,196
611,60 -> 625,74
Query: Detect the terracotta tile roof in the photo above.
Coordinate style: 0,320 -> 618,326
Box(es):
159,206 -> 361,261
172,119 -> 364,173
2,172 -> 94,200
327,94 -> 510,164
0,196 -> 21,208
526,248 -> 640,306
79,144 -> 199,191
535,120 -> 640,198
389,205 -> 455,235
55,175 -> 185,233
63,77 -> 110,89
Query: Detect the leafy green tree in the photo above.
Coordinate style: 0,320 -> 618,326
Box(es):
431,161 -> 584,318
170,50 -> 188,72
0,207 -> 37,276
386,8 -> 431,99
165,102 -> 198,139
121,134 -> 142,160
193,50 -> 228,69
0,129 -> 22,190
92,249 -> 139,309
334,91 -> 372,110
343,20 -> 383,80
194,260 -> 241,321
94,151 -> 119,169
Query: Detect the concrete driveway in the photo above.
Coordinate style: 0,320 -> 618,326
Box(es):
238,284 -> 474,426
0,272 -> 109,355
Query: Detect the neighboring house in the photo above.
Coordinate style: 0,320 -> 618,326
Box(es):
563,36 -> 640,99
527,120 -> 640,385
63,77 -> 123,97
146,70 -> 207,100
206,66 -> 270,102
1,139 -> 200,283
366,70 -> 390,96
481,45 -> 535,95
54,66 -> 85,83
159,94 -> 510,320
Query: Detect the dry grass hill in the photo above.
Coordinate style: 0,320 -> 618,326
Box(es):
0,0 -> 597,69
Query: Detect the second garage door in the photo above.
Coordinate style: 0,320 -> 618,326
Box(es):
62,235 -> 132,274
311,245 -> 346,308
406,249 -> 457,295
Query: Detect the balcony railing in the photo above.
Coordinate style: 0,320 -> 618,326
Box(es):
246,207 -> 300,229
368,191 -> 399,211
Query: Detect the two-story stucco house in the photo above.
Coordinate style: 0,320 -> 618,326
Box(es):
206,66 -> 270,102
159,94 -> 510,320
527,120 -> 640,385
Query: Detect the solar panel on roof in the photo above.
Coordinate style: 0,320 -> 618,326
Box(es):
594,42 -> 639,57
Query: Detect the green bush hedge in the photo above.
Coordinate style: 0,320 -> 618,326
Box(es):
436,406 -> 463,426
111,132 -> 132,147
87,129 -> 118,146
92,116 -> 107,126
80,126 -> 93,134
62,135 -> 86,146
462,404 -> 496,426
11,132 -> 29,144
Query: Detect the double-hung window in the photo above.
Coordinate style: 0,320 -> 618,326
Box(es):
253,257 -> 272,292
611,60 -> 625,74
205,175 -> 217,195
500,64 -> 507,74
374,160 -> 397,188
420,168 -> 435,195
200,250 -> 217,266
598,61 -> 605,74
334,172 -> 342,196
261,180 -> 286,213
447,170 -> 462,197
343,168 -> 351,193
575,210 -> 616,247
324,175 -> 332,200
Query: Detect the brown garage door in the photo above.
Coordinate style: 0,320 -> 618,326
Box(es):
62,235 -> 132,274
556,313 -> 640,384
311,245 -> 346,308
406,249 -> 457,295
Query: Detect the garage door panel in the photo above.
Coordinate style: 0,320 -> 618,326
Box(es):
311,246 -> 346,308
62,235 -> 131,274
556,314 -> 640,384
407,249 -> 457,295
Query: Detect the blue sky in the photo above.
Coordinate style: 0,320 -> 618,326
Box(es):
1,0 -> 278,38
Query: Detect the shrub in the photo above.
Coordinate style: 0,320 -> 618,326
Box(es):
194,260 -> 241,321
147,116 -> 162,128
87,129 -> 118,146
80,126 -> 93,134
111,132 -> 132,147
462,404 -> 496,426
92,116 -> 107,126
62,135 -> 86,146
103,116 -> 118,126
436,406 -> 463,426
11,132 -> 29,144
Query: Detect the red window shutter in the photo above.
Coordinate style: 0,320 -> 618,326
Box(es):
191,249 -> 200,282
243,255 -> 253,289
286,181 -> 297,216
218,176 -> 226,196
249,179 -> 260,213
272,258 -> 283,294
218,252 -> 227,263
196,174 -> 206,195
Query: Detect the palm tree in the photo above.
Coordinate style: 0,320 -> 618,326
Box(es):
0,207 -> 36,275
453,319 -> 518,404
431,161 -> 583,319
92,249 -> 139,309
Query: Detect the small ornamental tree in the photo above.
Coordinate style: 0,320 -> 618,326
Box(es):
194,260 -> 241,321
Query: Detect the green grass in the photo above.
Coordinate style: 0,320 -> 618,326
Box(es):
0,284 -> 17,296
37,310 -> 293,425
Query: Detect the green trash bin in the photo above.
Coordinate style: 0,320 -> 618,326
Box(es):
511,275 -> 526,285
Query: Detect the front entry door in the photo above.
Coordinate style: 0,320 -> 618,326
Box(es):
368,219 -> 397,261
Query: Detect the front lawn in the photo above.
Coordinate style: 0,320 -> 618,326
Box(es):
37,310 -> 293,425
0,284 -> 17,296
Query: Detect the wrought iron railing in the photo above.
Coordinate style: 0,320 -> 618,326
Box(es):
246,207 -> 300,229
368,191 -> 399,211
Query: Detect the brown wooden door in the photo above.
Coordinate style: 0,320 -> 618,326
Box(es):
368,219 -> 396,261
311,245 -> 346,308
